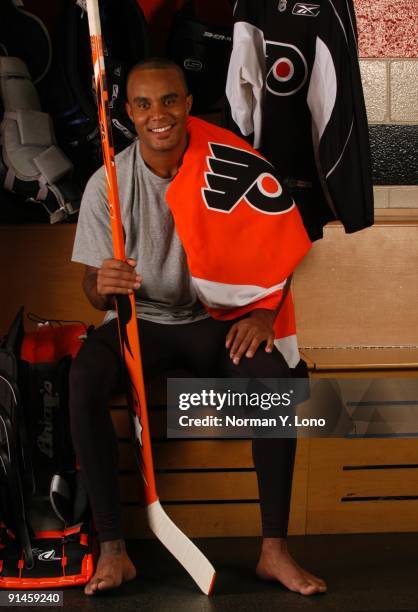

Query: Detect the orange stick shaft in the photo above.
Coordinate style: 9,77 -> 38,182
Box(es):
87,8 -> 157,504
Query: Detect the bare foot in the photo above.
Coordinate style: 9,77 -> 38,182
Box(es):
84,539 -> 137,596
256,537 -> 326,596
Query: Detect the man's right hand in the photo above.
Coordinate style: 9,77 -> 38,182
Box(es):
82,259 -> 142,311
97,258 -> 142,296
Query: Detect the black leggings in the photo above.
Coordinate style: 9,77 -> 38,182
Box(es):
69,316 -> 302,542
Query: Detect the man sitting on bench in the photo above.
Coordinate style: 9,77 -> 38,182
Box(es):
70,58 -> 326,597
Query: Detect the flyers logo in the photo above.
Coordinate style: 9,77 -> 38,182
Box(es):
202,143 -> 293,215
265,41 -> 308,96
292,3 -> 320,17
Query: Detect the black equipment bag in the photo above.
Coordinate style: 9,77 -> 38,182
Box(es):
0,309 -> 95,588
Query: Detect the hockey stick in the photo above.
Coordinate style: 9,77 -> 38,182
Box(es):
82,0 -> 215,595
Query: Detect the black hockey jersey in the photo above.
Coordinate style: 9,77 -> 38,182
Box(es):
225,0 -> 374,240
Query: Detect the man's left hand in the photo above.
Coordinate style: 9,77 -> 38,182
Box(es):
225,309 -> 276,365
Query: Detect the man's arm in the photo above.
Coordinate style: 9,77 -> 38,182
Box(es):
225,275 -> 293,364
82,259 -> 142,311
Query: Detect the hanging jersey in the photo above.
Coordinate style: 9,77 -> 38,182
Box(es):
225,0 -> 374,241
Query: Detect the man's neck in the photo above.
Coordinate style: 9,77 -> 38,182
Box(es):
140,137 -> 188,179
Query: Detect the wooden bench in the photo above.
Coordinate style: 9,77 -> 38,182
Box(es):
1,220 -> 417,536
293,221 -> 418,535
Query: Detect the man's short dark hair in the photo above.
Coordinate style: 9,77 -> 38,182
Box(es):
126,57 -> 189,96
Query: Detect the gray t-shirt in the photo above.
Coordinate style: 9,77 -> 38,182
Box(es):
72,140 -> 209,324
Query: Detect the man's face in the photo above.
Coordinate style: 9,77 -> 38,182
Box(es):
126,68 -> 192,155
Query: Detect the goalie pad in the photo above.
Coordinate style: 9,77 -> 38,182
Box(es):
0,57 -> 80,223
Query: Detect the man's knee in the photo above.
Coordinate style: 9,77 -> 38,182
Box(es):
220,346 -> 291,378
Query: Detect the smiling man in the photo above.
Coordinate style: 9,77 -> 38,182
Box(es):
126,62 -> 191,165
70,58 -> 325,597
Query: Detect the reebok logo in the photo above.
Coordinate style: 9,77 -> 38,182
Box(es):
202,143 -> 293,215
292,3 -> 320,16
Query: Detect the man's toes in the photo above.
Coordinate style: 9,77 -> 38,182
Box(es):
84,574 -> 119,595
298,580 -> 320,596
96,574 -> 118,591
307,577 -> 326,590
84,579 -> 100,596
315,579 -> 327,591
302,571 -> 327,590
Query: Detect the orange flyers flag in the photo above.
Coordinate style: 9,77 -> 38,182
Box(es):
165,117 -> 311,358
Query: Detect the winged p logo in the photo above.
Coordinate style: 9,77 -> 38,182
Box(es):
265,41 -> 308,96
202,143 -> 293,215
